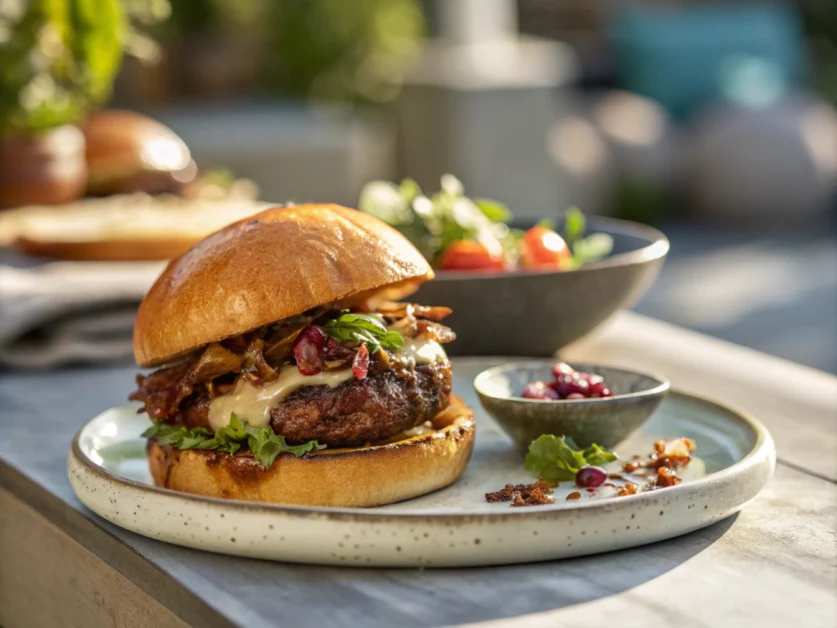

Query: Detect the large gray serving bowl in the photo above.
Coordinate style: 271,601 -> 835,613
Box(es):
412,217 -> 668,356
474,360 -> 670,451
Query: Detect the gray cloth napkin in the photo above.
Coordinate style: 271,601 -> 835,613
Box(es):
0,262 -> 165,369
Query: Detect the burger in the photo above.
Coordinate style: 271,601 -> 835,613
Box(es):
83,110 -> 197,196
129,204 -> 475,507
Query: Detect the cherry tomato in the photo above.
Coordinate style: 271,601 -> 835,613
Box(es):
520,226 -> 571,269
438,240 -> 506,271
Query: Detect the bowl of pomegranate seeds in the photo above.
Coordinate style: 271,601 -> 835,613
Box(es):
474,360 -> 670,450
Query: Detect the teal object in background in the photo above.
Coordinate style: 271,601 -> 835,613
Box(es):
610,2 -> 807,120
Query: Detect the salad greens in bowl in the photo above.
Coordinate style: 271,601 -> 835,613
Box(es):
359,174 -> 613,273
359,175 -> 669,356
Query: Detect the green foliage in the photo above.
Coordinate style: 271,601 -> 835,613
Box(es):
263,0 -> 425,104
322,313 -> 404,354
0,0 -> 126,133
524,435 -> 617,483
142,414 -> 324,470
359,174 -> 516,266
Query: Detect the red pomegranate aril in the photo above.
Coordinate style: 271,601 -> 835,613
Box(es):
588,379 -> 608,395
551,362 -> 575,378
294,326 -> 326,375
569,376 -> 590,396
522,381 -> 560,400
566,392 -> 586,399
549,373 -> 576,397
352,343 -> 370,380
576,465 -> 607,488
599,387 -> 613,398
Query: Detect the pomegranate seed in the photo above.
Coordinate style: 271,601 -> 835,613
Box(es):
599,387 -> 613,397
551,362 -> 575,378
588,380 -> 607,395
566,392 -> 586,399
549,373 -> 575,398
569,376 -> 590,396
586,488 -> 596,493
522,381 -> 559,400
352,344 -> 370,380
294,326 -> 326,375
576,466 -> 607,488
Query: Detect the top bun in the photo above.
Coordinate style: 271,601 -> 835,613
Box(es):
83,110 -> 195,195
134,204 -> 434,367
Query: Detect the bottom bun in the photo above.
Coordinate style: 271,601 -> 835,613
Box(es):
148,395 -> 475,507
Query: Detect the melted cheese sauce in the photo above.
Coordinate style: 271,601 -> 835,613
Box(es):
397,337 -> 448,365
208,366 -> 353,431
207,336 -> 448,431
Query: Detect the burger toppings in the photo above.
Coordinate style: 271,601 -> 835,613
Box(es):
293,325 -> 328,375
131,302 -> 456,465
142,414 -> 324,469
352,343 -> 370,380
321,312 -> 404,355
206,366 -> 356,432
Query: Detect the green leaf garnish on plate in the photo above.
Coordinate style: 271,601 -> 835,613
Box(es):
524,435 -> 617,482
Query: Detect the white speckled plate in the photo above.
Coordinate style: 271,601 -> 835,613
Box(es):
68,358 -> 775,567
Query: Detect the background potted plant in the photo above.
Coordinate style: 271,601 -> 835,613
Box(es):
0,0 -> 126,208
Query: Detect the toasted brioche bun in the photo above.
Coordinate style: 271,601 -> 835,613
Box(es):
2,193 -> 268,260
83,110 -> 194,195
147,394 -> 474,507
133,204 -> 434,367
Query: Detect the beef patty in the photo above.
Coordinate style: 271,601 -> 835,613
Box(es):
148,361 -> 452,448
271,361 -> 451,446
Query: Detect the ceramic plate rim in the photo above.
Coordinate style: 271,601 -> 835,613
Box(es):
473,360 -> 671,404
70,389 -> 774,521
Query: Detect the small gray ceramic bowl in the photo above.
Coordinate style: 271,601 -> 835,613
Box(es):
474,360 -> 670,451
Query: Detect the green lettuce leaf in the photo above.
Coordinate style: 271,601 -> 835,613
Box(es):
141,416 -> 323,470
582,442 -> 618,468
570,233 -> 614,268
524,435 -> 617,482
475,198 -> 512,223
562,206 -> 586,242
322,312 -> 404,354
245,426 -> 325,470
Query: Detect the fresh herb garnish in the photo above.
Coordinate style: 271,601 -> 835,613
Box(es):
142,414 -> 324,469
322,312 -> 404,354
524,435 -> 617,483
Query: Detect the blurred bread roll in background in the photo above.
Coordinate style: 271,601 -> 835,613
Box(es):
83,109 -> 197,197
0,191 -> 269,261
